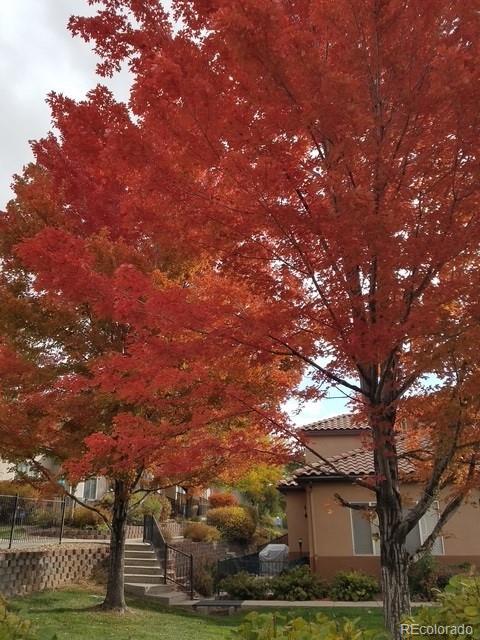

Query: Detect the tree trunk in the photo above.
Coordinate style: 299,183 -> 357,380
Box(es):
102,479 -> 129,612
380,528 -> 411,639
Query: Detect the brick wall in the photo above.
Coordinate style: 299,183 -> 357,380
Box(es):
0,543 -> 109,598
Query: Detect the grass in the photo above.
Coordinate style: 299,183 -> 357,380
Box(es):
8,587 -> 387,640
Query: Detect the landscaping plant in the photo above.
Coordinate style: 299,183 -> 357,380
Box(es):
184,521 -> 221,543
207,506 -> 256,545
329,572 -> 379,602
232,611 -> 389,640
219,572 -> 269,600
270,566 -> 328,601
402,575 -> 480,639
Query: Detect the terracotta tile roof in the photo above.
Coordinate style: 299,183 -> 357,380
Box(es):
279,439 -> 415,489
300,413 -> 370,433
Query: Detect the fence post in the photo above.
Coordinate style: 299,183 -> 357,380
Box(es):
189,554 -> 194,600
8,494 -> 19,550
59,498 -> 66,544
163,543 -> 168,585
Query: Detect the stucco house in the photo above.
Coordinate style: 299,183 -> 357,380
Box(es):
280,414 -> 480,578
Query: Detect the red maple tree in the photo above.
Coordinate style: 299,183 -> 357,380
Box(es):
0,88 -> 298,609
68,1 -> 480,633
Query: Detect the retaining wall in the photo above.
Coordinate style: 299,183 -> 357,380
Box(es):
0,543 -> 109,598
174,539 -> 230,568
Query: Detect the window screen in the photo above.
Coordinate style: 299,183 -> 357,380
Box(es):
83,478 -> 97,501
351,508 -> 374,555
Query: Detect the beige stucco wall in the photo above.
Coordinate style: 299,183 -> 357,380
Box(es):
304,434 -> 366,463
285,481 -> 480,578
284,490 -> 309,556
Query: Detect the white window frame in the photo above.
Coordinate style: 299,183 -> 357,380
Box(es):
418,501 -> 445,556
350,502 -> 380,556
350,501 -> 444,556
83,477 -> 98,502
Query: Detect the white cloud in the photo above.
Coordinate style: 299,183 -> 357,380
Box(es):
0,0 -> 130,207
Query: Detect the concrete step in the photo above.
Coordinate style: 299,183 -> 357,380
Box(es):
125,543 -> 152,551
147,590 -> 189,605
124,559 -> 160,568
123,565 -> 161,576
125,551 -> 157,560
124,574 -> 165,585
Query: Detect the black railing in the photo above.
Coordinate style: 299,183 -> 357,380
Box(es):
144,514 -> 194,599
0,494 -> 66,548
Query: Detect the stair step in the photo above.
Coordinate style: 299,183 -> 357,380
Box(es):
125,551 -> 157,559
147,591 -> 189,605
124,574 -> 165,584
124,560 -> 160,568
125,543 -> 152,551
123,566 -> 161,576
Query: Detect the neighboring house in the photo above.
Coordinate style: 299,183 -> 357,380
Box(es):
0,460 -> 15,482
280,414 -> 480,578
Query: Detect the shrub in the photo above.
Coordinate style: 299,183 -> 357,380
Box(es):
208,492 -> 238,508
0,596 -> 40,639
207,506 -> 255,544
0,481 -> 38,499
409,554 -> 476,601
402,575 -> 480,639
66,505 -> 104,529
408,553 -> 439,601
127,493 -> 171,523
193,565 -> 215,597
329,571 -> 379,602
101,491 -> 171,524
232,612 -> 388,640
270,565 -> 328,601
184,521 -> 221,543
252,525 -> 282,549
218,572 -> 269,600
30,508 -> 56,528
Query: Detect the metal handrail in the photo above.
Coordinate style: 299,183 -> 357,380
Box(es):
143,514 -> 194,599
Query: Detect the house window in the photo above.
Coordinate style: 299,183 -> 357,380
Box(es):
350,502 -> 444,556
83,478 -> 98,501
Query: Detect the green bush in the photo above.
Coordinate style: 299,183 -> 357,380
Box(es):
66,505 -> 103,529
100,491 -> 171,524
184,521 -> 221,543
252,525 -> 281,549
219,572 -> 269,600
270,565 -> 328,601
329,571 -> 379,602
408,554 -> 439,601
409,554 -> 475,601
127,493 -> 171,524
207,506 -> 255,544
232,611 -> 388,640
193,565 -> 215,597
30,508 -> 56,528
402,575 -> 480,639
0,596 -> 40,639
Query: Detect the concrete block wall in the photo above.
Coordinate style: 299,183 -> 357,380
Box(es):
0,543 -> 109,598
174,539 -> 230,569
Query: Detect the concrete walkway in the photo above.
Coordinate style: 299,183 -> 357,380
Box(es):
174,598 -> 436,609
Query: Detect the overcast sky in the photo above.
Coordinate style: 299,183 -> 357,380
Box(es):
0,0 -> 347,425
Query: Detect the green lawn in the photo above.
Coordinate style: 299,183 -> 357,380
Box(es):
8,588 -> 387,640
